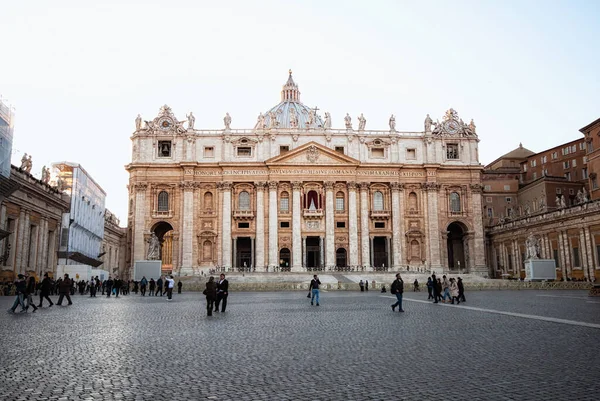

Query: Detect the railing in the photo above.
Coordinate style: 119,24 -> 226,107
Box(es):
233,210 -> 254,219
152,210 -> 173,219
370,210 -> 390,219
303,209 -> 323,218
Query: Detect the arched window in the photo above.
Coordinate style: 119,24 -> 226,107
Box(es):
280,191 -> 289,212
204,192 -> 213,209
408,192 -> 418,212
158,191 -> 169,212
373,191 -> 384,211
203,240 -> 212,261
335,191 -> 345,211
450,192 -> 461,213
239,191 -> 250,210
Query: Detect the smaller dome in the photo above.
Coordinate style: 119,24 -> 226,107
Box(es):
256,71 -> 324,129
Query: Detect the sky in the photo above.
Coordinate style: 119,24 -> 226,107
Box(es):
2,0 -> 599,225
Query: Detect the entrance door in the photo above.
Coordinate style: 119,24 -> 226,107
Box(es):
236,237 -> 252,271
373,237 -> 388,270
447,222 -> 466,270
306,237 -> 321,270
279,248 -> 291,271
336,248 -> 347,268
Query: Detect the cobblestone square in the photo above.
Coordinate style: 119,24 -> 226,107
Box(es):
1,290 -> 599,401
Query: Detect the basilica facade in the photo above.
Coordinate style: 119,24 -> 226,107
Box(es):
126,72 -> 486,275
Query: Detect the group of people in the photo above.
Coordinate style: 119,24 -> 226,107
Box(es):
8,272 -> 75,313
137,276 -> 182,297
203,274 -> 229,316
426,274 -> 465,304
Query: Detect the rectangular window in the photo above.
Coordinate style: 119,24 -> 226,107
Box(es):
374,222 -> 385,229
406,149 -> 416,160
280,198 -> 289,212
580,142 -> 586,150
523,164 -> 528,172
237,147 -> 252,157
60,228 -> 69,247
553,249 -> 560,267
530,159 -> 536,167
486,197 -> 492,203
565,172 -> 571,181
504,185 -> 511,191
371,148 -> 385,158
505,197 -> 512,203
582,168 -> 588,179
336,197 -> 344,211
484,185 -> 491,191
552,151 -> 558,160
334,146 -> 345,154
556,188 -> 562,194
158,141 -> 171,158
279,145 -> 289,154
487,207 -> 493,217
572,159 -> 577,167
280,221 -> 290,228
587,142 -> 593,153
238,222 -> 250,229
563,161 -> 570,169
572,145 -> 577,153
204,146 -> 214,158
532,172 -> 537,180
573,247 -> 580,267
446,144 -> 459,160
336,221 -> 346,228
593,176 -> 598,190
541,156 -> 547,164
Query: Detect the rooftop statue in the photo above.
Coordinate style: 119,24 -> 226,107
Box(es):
324,112 -> 331,129
135,114 -> 142,131
424,114 -> 433,132
224,112 -> 231,130
186,112 -> 195,130
389,114 -> 396,131
41,165 -> 51,184
269,111 -> 277,128
20,153 -> 29,170
358,113 -> 366,130
257,112 -> 265,129
344,113 -> 352,129
21,154 -> 33,173
289,108 -> 298,128
469,119 -> 476,134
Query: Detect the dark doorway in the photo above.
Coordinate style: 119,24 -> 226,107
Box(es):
236,237 -> 252,270
151,221 -> 174,270
447,222 -> 466,270
336,248 -> 347,268
279,248 -> 291,271
306,236 -> 321,268
373,237 -> 388,269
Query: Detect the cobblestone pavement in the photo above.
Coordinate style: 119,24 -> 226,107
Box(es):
1,290 -> 599,401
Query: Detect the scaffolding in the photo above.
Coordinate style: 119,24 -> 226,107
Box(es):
0,95 -> 15,179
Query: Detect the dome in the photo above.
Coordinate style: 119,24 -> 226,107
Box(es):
256,70 -> 324,129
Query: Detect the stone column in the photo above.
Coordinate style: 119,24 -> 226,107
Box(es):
39,218 -> 49,275
558,231 -> 567,279
369,237 -> 374,268
359,183 -> 371,270
221,182 -> 232,270
255,182 -> 266,271
302,236 -> 307,268
347,182 -> 359,267
250,237 -> 255,269
469,184 -> 487,273
584,227 -> 595,281
324,181 -> 335,269
268,181 -> 278,270
319,236 -> 324,268
390,183 -> 402,269
292,181 -> 302,271
19,211 -> 31,272
424,183 -> 442,272
579,228 -> 589,280
232,237 -> 237,269
563,231 -> 572,278
133,184 -> 148,262
181,182 -> 195,273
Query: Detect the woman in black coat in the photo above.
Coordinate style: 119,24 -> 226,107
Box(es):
204,276 -> 217,316
38,273 -> 54,307
24,276 -> 39,312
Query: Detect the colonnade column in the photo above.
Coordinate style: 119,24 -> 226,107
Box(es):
302,237 -> 307,268
584,227 -> 595,280
20,211 -> 31,273
324,181 -> 335,269
347,182 -> 359,267
39,218 -> 49,276
133,184 -> 148,263
359,183 -> 371,270
232,237 -> 237,269
292,182 -> 302,271
558,231 -> 567,279
390,183 -> 401,269
221,182 -> 232,270
181,182 -> 195,271
255,182 -> 266,271
268,181 -> 278,270
579,228 -> 589,280
424,183 -> 442,272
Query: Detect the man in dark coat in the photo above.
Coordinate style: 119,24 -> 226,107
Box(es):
156,277 -> 163,296
113,277 -> 122,298
56,274 -> 73,306
38,273 -> 54,307
177,280 -> 183,294
431,273 -> 439,303
390,273 -> 404,312
106,276 -> 114,298
8,274 -> 27,313
214,274 -> 229,312
457,277 -> 466,302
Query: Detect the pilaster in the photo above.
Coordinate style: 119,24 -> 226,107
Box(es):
390,183 -> 402,269
324,181 -> 335,268
292,181 -> 302,271
255,182 -> 266,271
220,182 -> 233,270
268,181 -> 278,270
133,183 -> 148,262
347,182 -> 359,267
359,183 -> 371,270
181,181 -> 196,274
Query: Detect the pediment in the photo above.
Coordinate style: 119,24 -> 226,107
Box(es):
265,142 -> 360,166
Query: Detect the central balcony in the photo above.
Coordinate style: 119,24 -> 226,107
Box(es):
233,210 -> 254,220
303,208 -> 323,219
370,210 -> 390,220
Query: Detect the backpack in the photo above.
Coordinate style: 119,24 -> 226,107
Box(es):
390,281 -> 397,294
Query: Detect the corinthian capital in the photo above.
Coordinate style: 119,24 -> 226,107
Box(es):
254,181 -> 267,191
133,183 -> 148,192
268,181 -> 278,190
291,181 -> 303,191
390,182 -> 403,192
347,181 -> 357,191
359,182 -> 370,191
323,181 -> 334,190
470,183 -> 483,193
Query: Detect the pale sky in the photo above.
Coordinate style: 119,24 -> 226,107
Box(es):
2,0 -> 599,224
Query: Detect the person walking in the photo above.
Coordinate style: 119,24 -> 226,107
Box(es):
140,276 -> 148,296
413,279 -> 420,292
8,274 -> 27,313
24,276 -> 39,313
309,275 -> 321,306
214,274 -> 229,312
390,273 -> 404,312
441,275 -> 451,303
431,274 -> 439,303
89,277 -> 97,298
106,276 -> 114,298
149,278 -> 155,296
426,277 -> 434,300
457,277 -> 466,302
359,280 -> 365,292
204,276 -> 217,316
156,276 -> 163,297
365,280 -> 369,291
165,275 -> 175,301
177,280 -> 182,294
113,277 -> 121,298
450,278 -> 460,304
56,274 -> 73,306
38,273 -> 54,307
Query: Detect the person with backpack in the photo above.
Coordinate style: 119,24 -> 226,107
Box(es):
390,273 -> 404,312
140,276 -> 148,296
